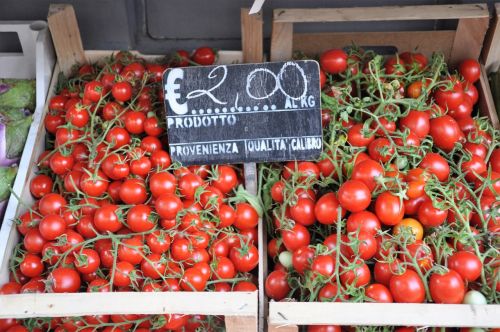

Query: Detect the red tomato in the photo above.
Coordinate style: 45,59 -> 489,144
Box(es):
337,180 -> 371,212
366,283 -> 393,303
390,269 -> 425,303
353,232 -> 377,260
192,47 -> 216,66
39,193 -> 66,216
346,210 -> 381,235
111,81 -> 132,102
351,159 -> 384,191
112,261 -> 135,287
419,153 -> 450,182
448,251 -> 482,282
402,240 -> 434,272
229,244 -> 259,272
385,56 -> 406,75
124,111 -> 146,134
347,123 -> 375,147
265,270 -> 290,301
449,97 -> 473,119
65,103 -> 89,128
83,81 -> 104,102
320,49 -> 348,74
340,258 -> 370,287
429,270 -> 465,304
281,224 -> 311,251
399,110 -> 430,139
314,192 -> 345,225
93,204 -> 122,233
417,200 -> 448,227
374,259 -> 402,286
155,193 -> 183,220
24,224 -> 50,253
127,204 -> 155,232
292,246 -> 315,274
375,192 -> 405,226
429,115 -> 465,152
434,78 -> 465,110
311,255 -> 335,278
368,138 -> 395,163
290,198 -> 316,226
119,178 -> 148,204
234,202 -> 259,230
178,173 -> 204,200
74,249 -> 100,274
39,214 -> 66,240
47,267 -> 81,293
20,254 -> 44,278
459,59 -> 481,83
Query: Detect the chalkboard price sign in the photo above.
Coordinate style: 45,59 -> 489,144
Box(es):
163,60 -> 322,165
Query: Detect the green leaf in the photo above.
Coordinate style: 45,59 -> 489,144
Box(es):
0,107 -> 31,122
6,115 -> 32,159
0,79 -> 35,110
0,166 -> 17,200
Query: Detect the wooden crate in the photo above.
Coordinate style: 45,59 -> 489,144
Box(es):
483,3 -> 500,74
0,5 -> 265,332
0,21 -> 55,227
268,4 -> 500,330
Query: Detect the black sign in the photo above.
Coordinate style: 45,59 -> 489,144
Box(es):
162,60 -> 322,165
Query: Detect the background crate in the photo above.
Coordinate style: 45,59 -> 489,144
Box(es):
0,20 -> 55,226
0,5 -> 265,332
268,3 -> 500,331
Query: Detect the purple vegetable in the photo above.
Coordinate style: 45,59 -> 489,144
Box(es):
0,83 -> 9,95
0,122 -> 19,167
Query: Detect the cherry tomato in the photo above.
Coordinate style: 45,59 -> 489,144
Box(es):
390,269 -> 425,303
320,49 -> 348,74
459,59 -> 481,83
375,192 -> 405,226
192,47 -> 216,66
265,270 -> 290,301
429,270 -> 465,304
338,180 -> 371,212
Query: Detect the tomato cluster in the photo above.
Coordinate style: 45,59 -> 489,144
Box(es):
263,48 -> 499,323
0,48 -> 261,332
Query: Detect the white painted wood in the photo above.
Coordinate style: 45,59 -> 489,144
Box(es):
249,0 -> 266,15
0,21 -> 55,286
0,291 -> 258,318
269,302 -> 500,327
0,21 -> 46,79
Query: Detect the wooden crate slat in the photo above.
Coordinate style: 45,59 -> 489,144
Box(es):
273,4 -> 489,23
269,302 -> 500,327
47,4 -> 86,76
292,31 -> 456,60
241,8 -> 263,63
225,316 -> 259,332
270,22 -> 293,61
0,292 -> 258,319
478,66 -> 500,128
450,17 -> 490,67
482,3 -> 500,72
